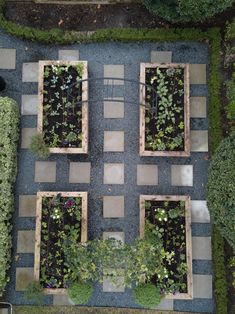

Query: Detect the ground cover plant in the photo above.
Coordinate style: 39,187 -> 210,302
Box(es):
36,193 -> 85,290
143,199 -> 189,296
0,97 -> 19,295
39,62 -> 84,150
142,64 -> 188,154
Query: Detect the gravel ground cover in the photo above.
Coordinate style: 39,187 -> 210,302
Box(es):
0,28 -> 213,312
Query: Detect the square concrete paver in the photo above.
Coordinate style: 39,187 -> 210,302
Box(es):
137,164 -> 158,185
104,131 -> 124,152
19,195 -> 36,217
69,162 -> 91,183
104,163 -> 124,185
192,236 -> 212,260
104,65 -> 124,85
193,274 -> 212,298
21,95 -> 38,115
0,309 -> 8,314
150,51 -> 172,63
103,274 -> 125,292
155,299 -> 173,311
53,294 -> 74,305
103,196 -> 124,218
22,63 -> 39,82
104,97 -> 124,118
17,230 -> 35,253
171,165 -> 193,186
103,231 -> 125,243
191,200 -> 210,223
21,128 -> 37,149
35,161 -> 56,183
189,64 -> 207,84
15,267 -> 34,291
58,50 -> 79,61
0,48 -> 16,69
190,97 -> 207,118
190,130 -> 208,152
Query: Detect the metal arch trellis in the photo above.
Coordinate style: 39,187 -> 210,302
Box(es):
66,77 -> 159,118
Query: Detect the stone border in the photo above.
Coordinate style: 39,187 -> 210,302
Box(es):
139,195 -> 193,299
38,60 -> 88,154
139,63 -> 190,156
34,191 -> 88,294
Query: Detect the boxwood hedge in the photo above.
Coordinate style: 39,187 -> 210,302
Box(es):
0,97 -> 19,295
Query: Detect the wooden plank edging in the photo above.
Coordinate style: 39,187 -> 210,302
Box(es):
139,194 -> 193,300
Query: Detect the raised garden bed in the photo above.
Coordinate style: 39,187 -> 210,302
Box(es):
34,191 -> 88,294
139,63 -> 190,156
139,195 -> 192,299
38,60 -> 88,154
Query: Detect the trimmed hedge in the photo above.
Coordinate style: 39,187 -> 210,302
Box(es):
68,282 -> 93,305
0,97 -> 19,295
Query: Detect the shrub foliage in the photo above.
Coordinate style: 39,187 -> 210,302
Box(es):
133,283 -> 162,308
68,282 -> 93,305
29,133 -> 50,159
207,133 -> 235,250
143,0 -> 234,22
0,97 -> 19,295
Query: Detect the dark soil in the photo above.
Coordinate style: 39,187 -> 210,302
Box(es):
145,67 -> 185,151
145,200 -> 187,293
4,1 -> 235,31
43,64 -> 83,148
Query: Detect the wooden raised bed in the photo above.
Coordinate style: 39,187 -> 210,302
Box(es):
34,191 -> 88,294
139,63 -> 190,156
38,60 -> 88,154
139,195 -> 192,299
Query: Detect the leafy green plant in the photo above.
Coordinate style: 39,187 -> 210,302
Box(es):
25,281 -> 44,305
143,0 -> 233,23
0,97 -> 19,295
229,256 -> 235,288
68,282 -> 93,305
29,133 -> 50,159
207,133 -> 235,250
133,283 -> 162,308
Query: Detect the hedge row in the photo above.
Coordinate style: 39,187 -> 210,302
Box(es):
0,97 -> 19,295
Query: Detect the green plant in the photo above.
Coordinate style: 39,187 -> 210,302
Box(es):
143,0 -> 233,23
133,283 -> 162,308
29,133 -> 50,159
0,97 -> 19,295
225,18 -> 235,41
229,256 -> 235,288
25,281 -> 44,305
207,133 -> 235,250
68,282 -> 93,305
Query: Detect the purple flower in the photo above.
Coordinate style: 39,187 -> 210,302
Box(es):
65,199 -> 74,208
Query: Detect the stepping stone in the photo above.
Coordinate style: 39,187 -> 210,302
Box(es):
154,299 -> 173,310
104,97 -> 124,119
104,65 -> 124,85
191,200 -> 210,223
21,128 -> 37,149
104,163 -> 124,185
17,230 -> 35,253
150,51 -> 172,63
21,95 -> 38,115
193,274 -> 212,298
22,63 -> 38,82
137,164 -> 158,185
0,309 -> 8,314
190,97 -> 207,118
69,162 -> 91,184
171,165 -> 193,186
35,161 -> 56,183
103,131 -> 124,152
103,196 -> 124,218
53,294 -> 74,305
103,231 -> 125,243
19,195 -> 36,217
58,50 -> 79,61
189,64 -> 207,84
0,48 -> 16,69
103,271 -> 125,292
15,267 -> 34,291
192,236 -> 212,260
190,130 -> 208,152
